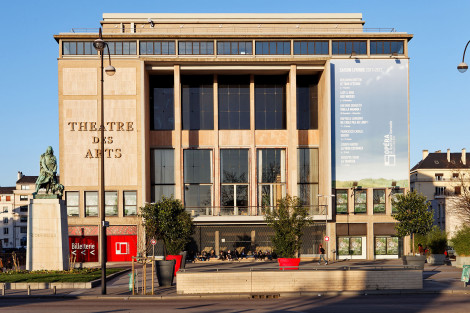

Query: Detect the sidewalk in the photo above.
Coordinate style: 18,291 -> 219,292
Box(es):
1,259 -> 469,299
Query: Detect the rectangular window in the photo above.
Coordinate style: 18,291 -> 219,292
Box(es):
435,174 -> 443,181
338,237 -> 362,255
181,75 -> 214,130
66,191 -> 80,217
335,190 -> 348,214
150,75 -> 174,130
21,185 -> 30,190
220,149 -> 249,216
20,216 -> 27,223
217,41 -> 252,55
373,189 -> 386,214
375,237 -> 399,255
20,206 -> 28,212
255,41 -> 290,55
178,41 -> 214,55
293,41 -> 329,55
370,41 -> 404,55
105,41 -> 137,55
332,41 -> 367,55
354,189 -> 367,213
255,76 -> 286,130
455,186 -> 461,195
391,189 -> 404,213
3,228 -> 8,235
297,75 -> 318,130
258,149 -> 286,211
218,75 -> 250,130
3,217 -> 7,224
124,191 -> 137,216
139,41 -> 175,55
6,196 -> 11,202
105,191 -> 118,216
184,150 -> 212,216
85,191 -> 98,217
62,41 -> 97,55
151,149 -> 175,202
298,148 -> 319,214
20,227 -> 27,234
20,195 -> 28,201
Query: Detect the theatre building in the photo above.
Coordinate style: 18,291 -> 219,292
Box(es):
54,13 -> 411,262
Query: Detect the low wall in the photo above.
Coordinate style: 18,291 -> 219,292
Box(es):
177,269 -> 422,294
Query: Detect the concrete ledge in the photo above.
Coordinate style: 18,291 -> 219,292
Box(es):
177,269 -> 423,294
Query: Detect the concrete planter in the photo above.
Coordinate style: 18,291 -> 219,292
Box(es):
155,259 -> 175,286
453,256 -> 470,268
428,254 -> 446,265
402,255 -> 426,270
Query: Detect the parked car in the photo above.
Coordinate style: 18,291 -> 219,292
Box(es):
446,246 -> 455,258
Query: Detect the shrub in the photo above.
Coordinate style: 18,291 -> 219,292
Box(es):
426,226 -> 447,254
451,225 -> 470,256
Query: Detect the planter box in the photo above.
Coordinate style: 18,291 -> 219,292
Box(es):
402,255 -> 426,270
454,256 -> 470,268
428,254 -> 446,265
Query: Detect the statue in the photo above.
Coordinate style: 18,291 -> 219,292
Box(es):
34,146 -> 64,198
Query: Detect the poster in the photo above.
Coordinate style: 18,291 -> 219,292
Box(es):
338,237 -> 350,255
331,59 -> 409,188
375,237 -> 387,255
387,237 -> 399,255
350,237 -> 362,255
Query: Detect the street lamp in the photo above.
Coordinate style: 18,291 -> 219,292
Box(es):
317,194 -> 335,263
93,27 -> 116,295
457,40 -> 470,73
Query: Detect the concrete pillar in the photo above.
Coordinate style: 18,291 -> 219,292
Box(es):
250,75 -> 256,215
215,231 -> 220,254
288,65 -> 298,197
174,65 -> 182,199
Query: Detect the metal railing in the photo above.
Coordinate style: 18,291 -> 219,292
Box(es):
185,205 -> 326,217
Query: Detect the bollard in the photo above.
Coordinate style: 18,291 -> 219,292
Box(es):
2,284 -> 5,296
27,285 -> 31,296
53,286 -> 57,295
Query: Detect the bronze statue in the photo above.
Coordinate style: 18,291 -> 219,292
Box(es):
34,146 -> 64,197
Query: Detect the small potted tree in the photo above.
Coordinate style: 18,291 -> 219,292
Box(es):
426,226 -> 447,265
264,195 -> 311,270
393,191 -> 433,269
140,196 -> 193,286
451,225 -> 470,268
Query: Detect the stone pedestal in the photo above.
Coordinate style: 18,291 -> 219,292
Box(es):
26,199 -> 69,271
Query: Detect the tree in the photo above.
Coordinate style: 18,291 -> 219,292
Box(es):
448,171 -> 470,225
140,196 -> 193,256
392,191 -> 433,255
263,195 -> 311,258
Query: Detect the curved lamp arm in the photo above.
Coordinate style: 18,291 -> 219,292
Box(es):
457,40 -> 470,73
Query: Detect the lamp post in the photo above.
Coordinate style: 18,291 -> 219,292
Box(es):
457,40 -> 470,73
318,194 -> 335,262
93,28 -> 115,295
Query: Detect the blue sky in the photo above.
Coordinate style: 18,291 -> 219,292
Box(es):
1,0 -> 470,186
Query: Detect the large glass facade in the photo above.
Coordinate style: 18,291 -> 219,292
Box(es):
220,149 -> 249,215
140,41 -> 176,55
178,41 -> 214,55
257,149 -> 286,210
184,150 -> 212,216
293,41 -> 328,55
181,76 -> 214,130
218,75 -> 250,130
217,41 -> 252,55
297,75 -> 318,130
370,41 -> 404,55
255,76 -> 286,130
332,41 -> 367,55
255,41 -> 290,55
298,148 -> 319,214
150,76 -> 174,130
151,149 -> 175,202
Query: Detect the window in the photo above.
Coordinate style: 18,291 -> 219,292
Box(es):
435,174 -> 443,181
178,41 -> 214,55
293,41 -> 328,55
373,189 -> 386,214
62,41 -> 98,55
85,191 -> 98,217
354,189 -> 367,213
181,75 -> 214,130
297,75 -> 318,130
20,227 -> 27,234
255,41 -> 290,55
105,191 -> 118,216
218,75 -> 250,130
258,149 -> 286,210
20,216 -> 27,223
370,41 -> 404,55
375,237 -> 399,255
21,185 -> 30,190
150,75 -> 174,130
453,173 -> 460,180
6,196 -> 11,202
20,195 -> 28,201
151,149 -> 175,202
337,237 -> 362,255
2,207 -> 7,213
298,148 -> 319,214
66,191 -> 80,217
435,187 -> 446,196
217,41 -> 252,55
20,206 -> 28,212
140,41 -> 175,55
335,190 -> 348,214
124,191 -> 137,216
184,150 -> 212,216
105,41 -> 137,55
220,149 -> 249,216
391,189 -> 404,213
455,186 -> 461,195
332,41 -> 367,55
3,217 -> 8,224
255,76 -> 286,130
3,228 -> 8,235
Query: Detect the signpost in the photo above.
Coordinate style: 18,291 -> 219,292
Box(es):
324,236 -> 330,242
150,238 -> 157,259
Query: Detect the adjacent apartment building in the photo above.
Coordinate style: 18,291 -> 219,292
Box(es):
410,149 -> 469,238
54,13 -> 412,262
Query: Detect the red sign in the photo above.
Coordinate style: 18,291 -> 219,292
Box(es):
324,236 -> 330,242
69,236 -> 98,262
150,238 -> 157,246
107,235 -> 137,262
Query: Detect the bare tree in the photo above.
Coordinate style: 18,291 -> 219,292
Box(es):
447,171 -> 470,225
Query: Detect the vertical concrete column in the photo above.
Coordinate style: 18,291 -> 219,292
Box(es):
251,230 -> 256,250
367,188 -> 373,215
250,75 -> 257,215
367,220 -> 374,260
348,188 -> 354,215
386,188 -> 392,215
174,65 -> 182,200
288,65 -> 298,197
213,75 -> 220,215
215,231 -> 220,255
